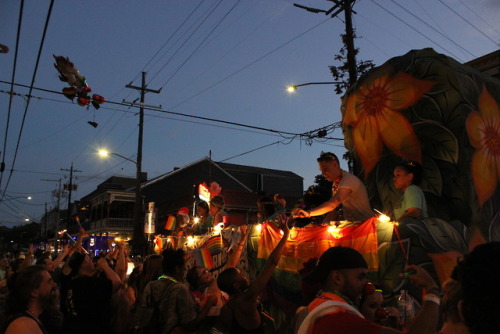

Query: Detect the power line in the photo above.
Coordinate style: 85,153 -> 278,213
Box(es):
168,16 -> 332,110
219,140 -> 286,162
0,81 -> 305,137
158,0 -> 241,89
1,0 -> 24,189
389,0 -> 476,58
0,0 -> 55,204
457,0 -> 500,36
370,0 -> 464,62
149,0 -> 224,85
438,0 -> 499,47
136,1 -> 207,84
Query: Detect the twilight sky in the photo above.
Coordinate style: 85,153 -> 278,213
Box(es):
0,0 -> 498,226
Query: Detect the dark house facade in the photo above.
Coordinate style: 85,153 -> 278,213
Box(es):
141,157 -> 304,229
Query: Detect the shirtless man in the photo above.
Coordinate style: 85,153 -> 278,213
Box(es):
293,152 -> 373,222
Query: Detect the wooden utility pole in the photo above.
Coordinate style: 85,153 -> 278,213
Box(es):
294,0 -> 359,174
125,72 -> 161,255
60,163 -> 81,232
343,0 -> 358,86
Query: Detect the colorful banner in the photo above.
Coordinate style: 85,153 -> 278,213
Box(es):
193,248 -> 215,269
200,235 -> 228,255
257,217 -> 379,273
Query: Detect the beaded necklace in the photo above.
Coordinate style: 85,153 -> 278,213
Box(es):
332,171 -> 343,194
158,275 -> 178,283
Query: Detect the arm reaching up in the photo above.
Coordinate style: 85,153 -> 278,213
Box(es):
225,225 -> 249,269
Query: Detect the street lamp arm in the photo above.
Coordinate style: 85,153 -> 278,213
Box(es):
287,81 -> 344,93
294,81 -> 343,88
99,149 -> 137,166
109,152 -> 138,166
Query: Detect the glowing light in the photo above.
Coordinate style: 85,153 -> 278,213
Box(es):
327,225 -> 342,239
287,85 -> 297,93
378,214 -> 391,223
255,224 -> 262,233
193,217 -> 200,224
374,209 -> 391,223
98,149 -> 109,157
187,236 -> 195,245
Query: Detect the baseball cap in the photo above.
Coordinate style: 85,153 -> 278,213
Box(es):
303,246 -> 368,285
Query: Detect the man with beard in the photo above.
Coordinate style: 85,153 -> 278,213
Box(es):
296,246 -> 441,334
1,265 -> 58,334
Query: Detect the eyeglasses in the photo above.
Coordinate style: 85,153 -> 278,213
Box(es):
198,269 -> 210,279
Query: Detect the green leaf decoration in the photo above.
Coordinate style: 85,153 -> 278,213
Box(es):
419,156 -> 443,197
414,121 -> 459,165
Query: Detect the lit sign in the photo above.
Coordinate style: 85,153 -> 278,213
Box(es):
198,183 -> 210,202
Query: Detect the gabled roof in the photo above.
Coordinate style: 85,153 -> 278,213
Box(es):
142,157 -> 303,189
216,161 -> 302,179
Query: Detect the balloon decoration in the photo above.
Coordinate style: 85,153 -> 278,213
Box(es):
53,55 -> 105,110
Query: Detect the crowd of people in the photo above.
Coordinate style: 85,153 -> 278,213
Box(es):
0,152 -> 498,334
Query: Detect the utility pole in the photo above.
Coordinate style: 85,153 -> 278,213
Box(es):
42,178 -> 63,252
125,72 -> 161,255
60,163 -> 81,232
293,0 -> 359,174
343,0 -> 357,86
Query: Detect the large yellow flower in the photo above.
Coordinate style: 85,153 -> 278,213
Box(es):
466,86 -> 500,206
344,69 -> 434,175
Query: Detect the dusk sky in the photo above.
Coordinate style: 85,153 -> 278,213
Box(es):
0,0 -> 498,226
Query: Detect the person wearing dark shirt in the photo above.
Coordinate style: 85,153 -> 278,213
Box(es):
60,251 -> 121,334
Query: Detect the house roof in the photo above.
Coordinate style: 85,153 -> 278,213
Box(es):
142,157 -> 303,189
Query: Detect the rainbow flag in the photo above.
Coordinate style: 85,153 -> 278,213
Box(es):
193,248 -> 214,269
255,218 -> 380,315
257,217 -> 379,273
154,235 -> 164,253
201,235 -> 229,255
164,215 -> 176,230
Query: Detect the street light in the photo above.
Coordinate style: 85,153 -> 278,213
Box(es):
98,149 -> 146,254
0,195 -> 32,202
286,80 -> 357,174
286,81 -> 343,93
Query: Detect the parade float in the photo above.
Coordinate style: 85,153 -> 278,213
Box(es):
149,48 -> 499,332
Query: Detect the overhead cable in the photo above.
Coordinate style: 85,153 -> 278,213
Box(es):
370,0 -> 464,62
1,0 -> 24,190
438,0 -> 499,47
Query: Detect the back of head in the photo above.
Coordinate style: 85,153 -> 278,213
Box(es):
68,250 -> 86,277
161,247 -> 185,275
303,246 -> 368,286
217,267 -> 239,295
210,195 -> 224,209
197,200 -> 209,212
142,255 -> 163,281
457,242 -> 500,334
317,152 -> 339,164
257,196 -> 275,219
5,265 -> 46,315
